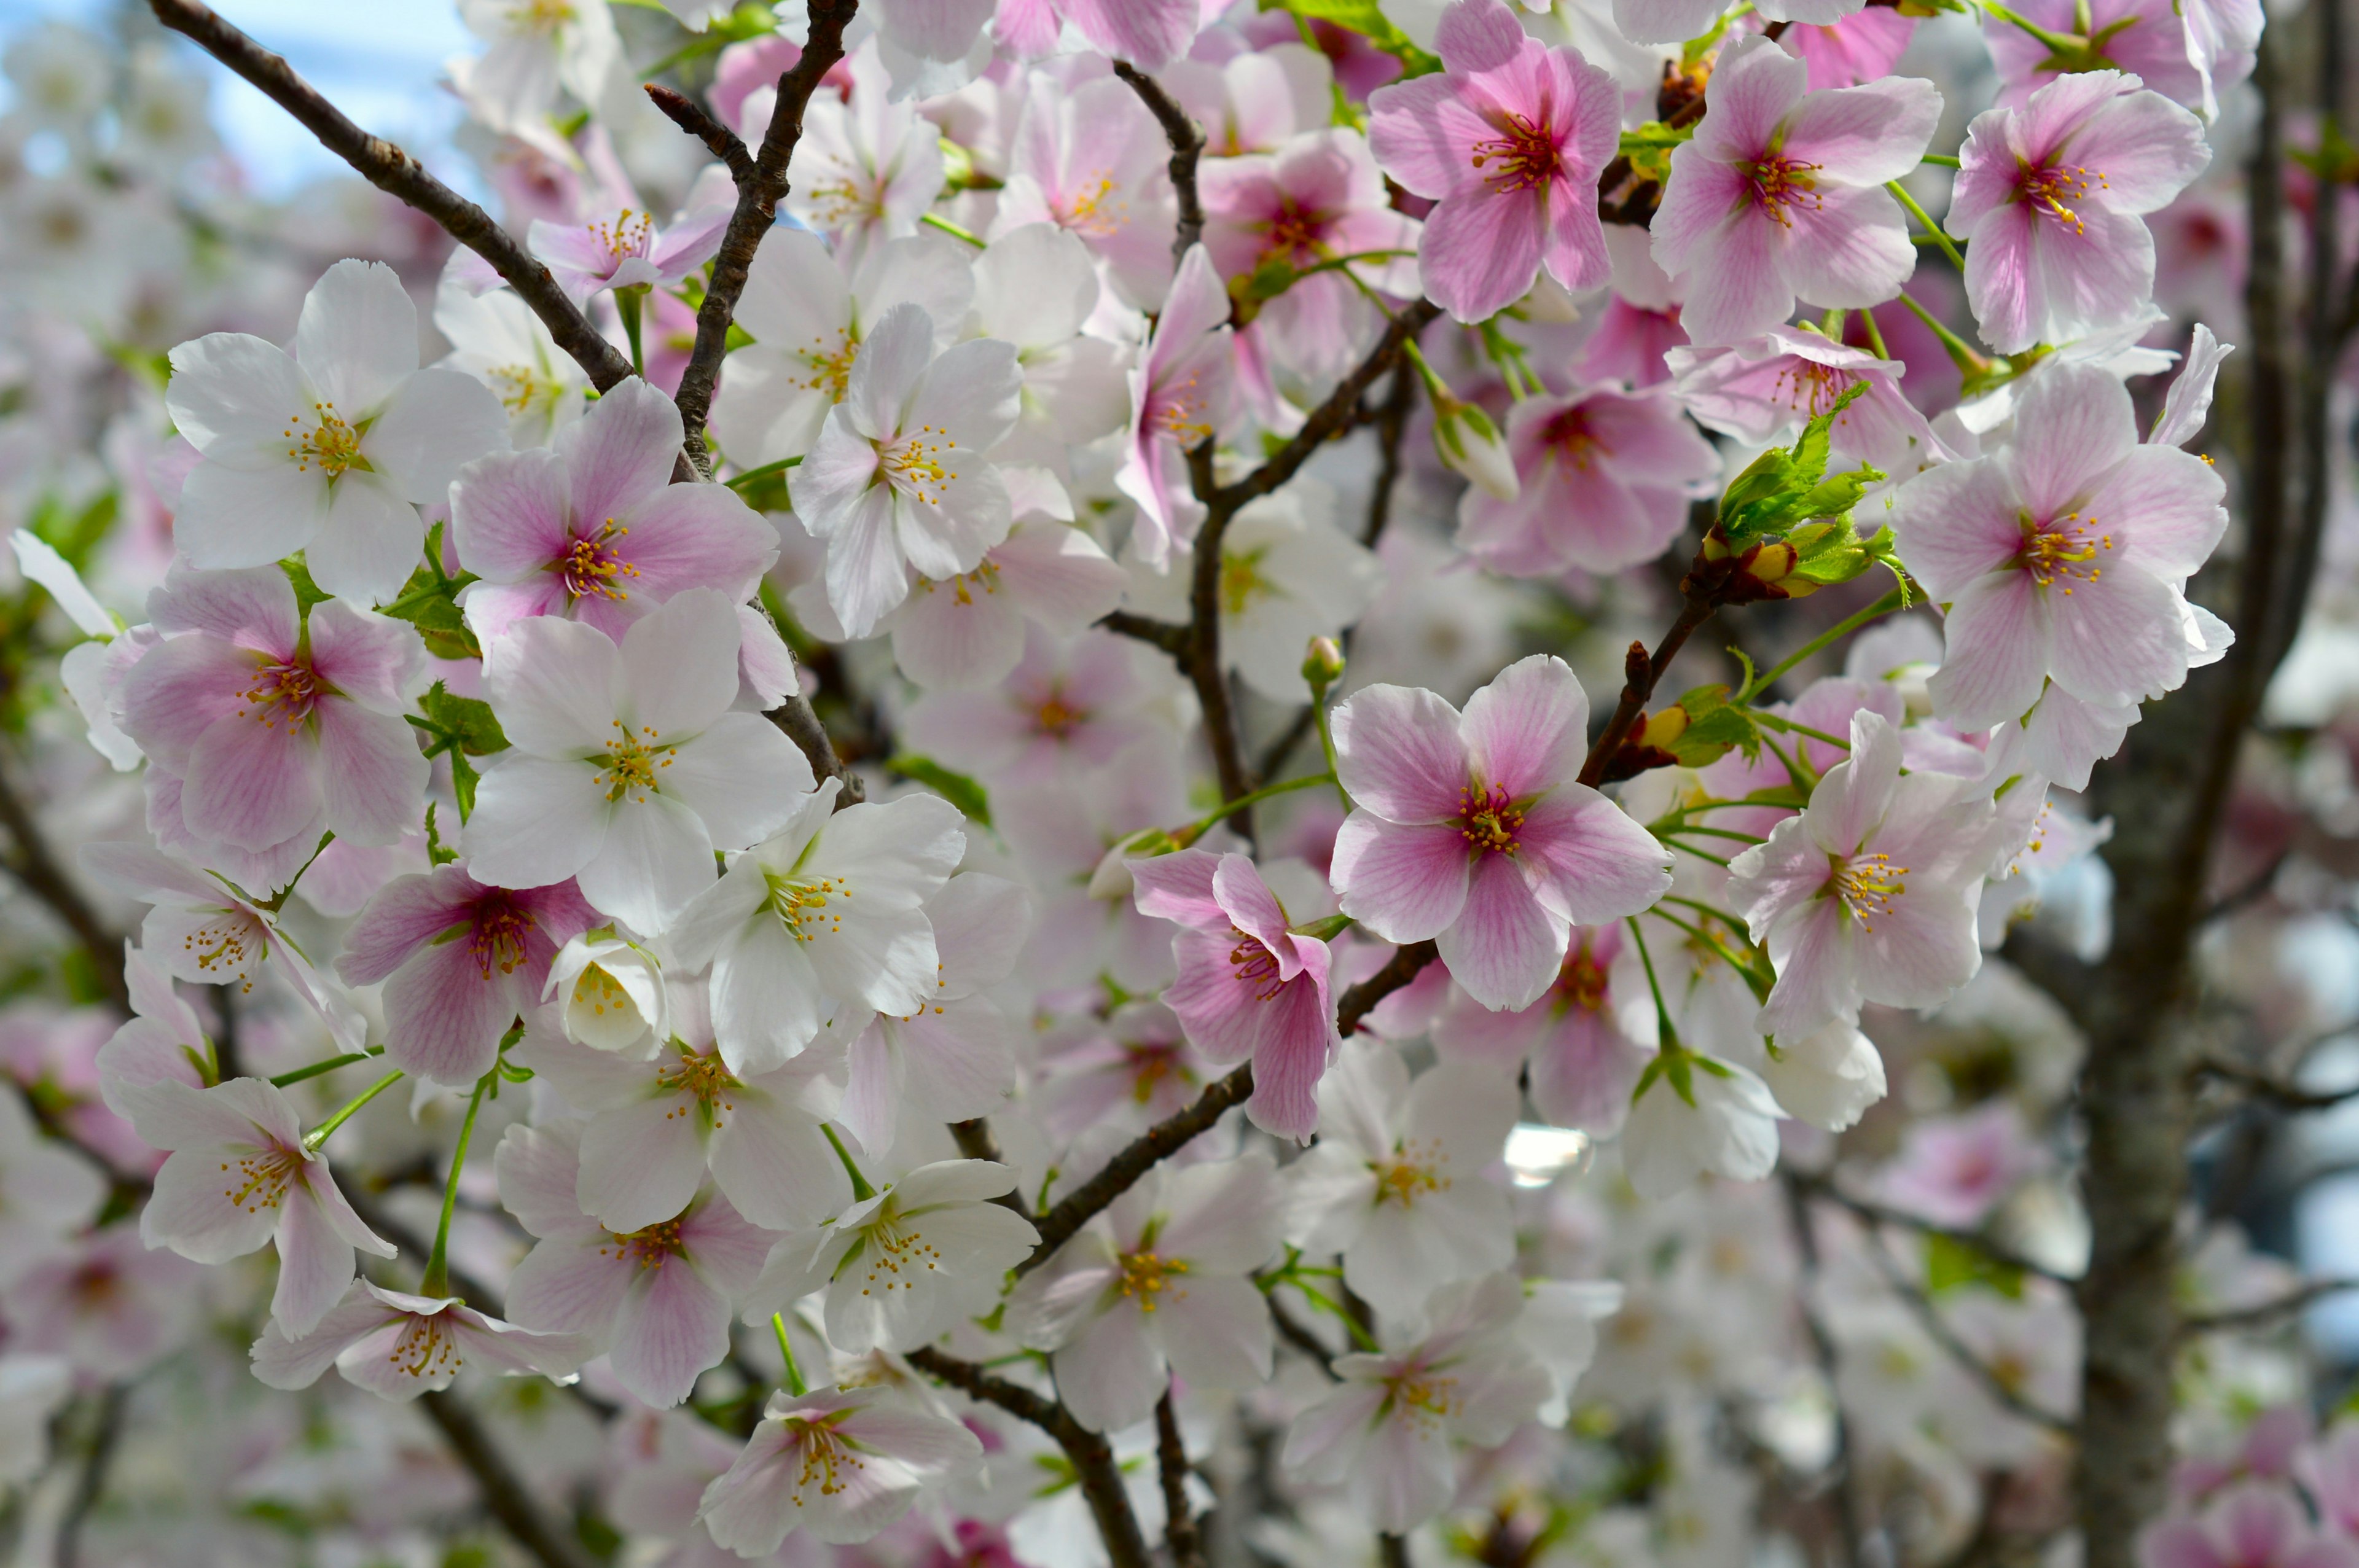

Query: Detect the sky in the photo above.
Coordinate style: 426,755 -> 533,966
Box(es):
0,0 -> 472,194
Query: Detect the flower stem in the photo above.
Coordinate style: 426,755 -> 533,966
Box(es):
1624,916 -> 1680,1050
303,1069 -> 404,1151
1885,180 -> 1965,270
921,211 -> 985,247
1739,587 -> 1905,701
617,284 -> 646,376
822,1124 -> 877,1201
724,454 -> 803,491
773,1312 -> 807,1397
1895,290 -> 1993,381
1309,685 -> 1351,817
1186,771 -> 1335,836
421,1071 -> 492,1299
1858,304 -> 1892,361
270,1046 -> 384,1088
1919,152 -> 1962,168
1981,2 -> 2087,56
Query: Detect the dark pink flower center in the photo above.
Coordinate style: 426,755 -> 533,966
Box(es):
465,896 -> 538,979
1745,156 -> 1826,226
1033,689 -> 1084,738
559,522 -> 640,603
1458,782 -> 1524,857
1264,198 -> 1331,263
2018,160 -> 2105,235
240,660 -> 325,730
1771,359 -> 1861,417
1539,407 -> 1611,472
1228,926 -> 1286,1002
2016,510 -> 2113,593
1552,942 -> 1608,1013
1470,111 -> 1563,195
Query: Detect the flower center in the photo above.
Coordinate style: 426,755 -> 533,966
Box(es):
221,1141 -> 302,1214
2019,160 -> 2104,234
764,871 -> 847,945
1469,111 -> 1562,195
1372,1136 -> 1450,1209
1830,851 -> 1907,932
385,1312 -> 465,1379
1541,407 -> 1610,472
588,208 -> 654,263
1033,692 -> 1083,738
1382,1367 -> 1462,1430
486,364 -> 547,414
918,559 -> 1001,607
2016,510 -> 2113,593
239,659 -> 324,730
512,0 -> 576,28
1458,782 -> 1524,856
284,401 -> 364,480
1062,174 -> 1127,238
791,332 -> 858,400
655,1046 -> 741,1124
595,720 -> 676,803
1771,359 -> 1860,417
1264,199 -> 1328,262
786,1419 -> 865,1502
1745,157 -> 1826,227
600,1217 -> 688,1270
559,523 -> 639,603
1229,927 -> 1286,1002
1554,943 -> 1609,1013
878,424 -> 957,507
466,897 -> 537,978
1154,372 -> 1215,445
181,908 -> 264,991
805,177 -> 886,229
1219,547 -> 1274,616
1116,1249 -> 1189,1313
570,962 -> 638,1021
841,1214 -> 944,1299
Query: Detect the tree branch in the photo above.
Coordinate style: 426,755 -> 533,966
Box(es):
1797,1176 -> 2075,1285
644,83 -> 754,183
1577,596 -> 1715,789
0,752 -> 126,1012
2178,1276 -> 2359,1336
2193,1053 -> 2359,1112
1156,1388 -> 1207,1568
146,0 -> 632,392
906,1348 -> 1151,1568
668,0 -> 859,474
418,1389 -> 600,1568
1212,303 -> 1438,513
55,1384 -> 127,1568
1112,61 -> 1204,261
1861,1230 -> 2075,1436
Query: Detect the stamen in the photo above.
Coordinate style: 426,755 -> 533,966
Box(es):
1469,111 -> 1563,195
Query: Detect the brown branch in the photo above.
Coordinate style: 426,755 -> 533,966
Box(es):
55,1384 -> 127,1568
2178,1276 -> 2359,1336
643,83 -> 754,183
1796,1176 -> 2074,1285
1156,1389 -> 1207,1568
146,0 -> 632,393
418,1389 -> 600,1568
0,752 -> 126,1012
1268,1295 -> 1340,1379
906,1348 -> 1151,1568
1111,61 -> 1205,261
1212,303 -> 1438,513
1098,609 -> 1194,658
1861,1229 -> 2075,1436
948,1117 -> 1032,1221
765,701 -> 861,803
2193,1053 -> 2359,1112
1576,598 -> 1715,789
1339,940 -> 1437,1035
669,0 -> 859,474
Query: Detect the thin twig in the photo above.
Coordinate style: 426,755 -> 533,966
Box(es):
146,0 -> 632,392
2179,1276 -> 2359,1336
669,0 -> 859,474
0,753 -> 127,1011
1576,598 -> 1715,789
1156,1388 -> 1207,1568
1861,1230 -> 2075,1435
1212,303 -> 1438,513
418,1390 -> 600,1568
1112,61 -> 1204,261
643,82 -> 754,182
2193,1053 -> 2359,1112
906,1347 -> 1151,1568
55,1384 -> 127,1568
1269,1295 -> 1340,1379
1798,1176 -> 2075,1285
948,1118 -> 1032,1221
1099,610 -> 1195,657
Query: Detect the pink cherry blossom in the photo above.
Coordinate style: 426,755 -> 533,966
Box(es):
121,565 -> 428,856
1781,9 -> 1918,90
992,64 -> 1181,310
1724,711 -> 1993,1040
904,625 -> 1162,788
1114,244 -> 1233,568
697,1384 -> 984,1553
1887,361 -> 2229,727
1877,1100 -> 2044,1228
1329,655 -> 1673,1012
1129,848 -> 1342,1141
1453,385 -> 1719,577
335,865 -> 597,1086
1,1224 -> 195,1379
1652,34 -> 1939,346
1199,128 -> 1422,388
1948,71 -> 2210,354
497,1119 -> 777,1408
450,377 -> 780,646
1432,923 -> 1654,1134
883,518 -> 1128,692
1365,0 -> 1620,323
2142,1480 -> 2359,1568
130,1077 -> 395,1335
527,199 -> 730,305
93,943 -> 212,1125
995,0 -> 1201,67
251,1279 -> 589,1402
1669,325 -> 1952,473
1984,0 -> 2205,111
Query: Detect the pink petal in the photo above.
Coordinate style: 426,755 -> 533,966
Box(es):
1332,814 -> 1473,945
1460,654 -> 1587,799
1331,684 -> 1469,824
1436,853 -> 1567,1012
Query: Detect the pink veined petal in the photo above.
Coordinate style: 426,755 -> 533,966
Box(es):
506,1230 -> 637,1336
450,447 -> 573,582
148,564 -> 301,651
1777,181 -> 1917,309
269,1186 -> 358,1336
1243,975 -> 1335,1141
1513,788 -> 1673,927
180,708 -> 323,853
1331,684 -> 1469,824
1960,198 -> 2043,355
120,633 -> 262,769
1130,847 -> 1228,931
1434,0 -> 1532,72
1855,873 -> 1982,1010
335,866 -> 479,986
313,703 -> 429,848
1885,456 -> 2025,601
1436,853 -> 1568,1012
304,600 -> 424,714
1691,35 -> 1807,162
1460,654 -> 1588,799
2007,361 -> 2140,518
2044,560 -> 2191,708
612,483 -> 779,604
1756,896 -> 1860,1040
562,377 -> 687,526
609,1250 -> 734,1408
1529,1010 -> 1649,1134
382,938 -> 515,1086
1331,814 -> 1474,945
1777,72 -> 1941,185
2084,445 -> 2228,582
576,1093 -> 711,1235
1366,74 -> 1487,201
1928,571 -> 2054,729
1417,186 -> 1546,325
1056,0 -> 1199,68
1659,184 -> 1793,346
1213,855 -> 1302,981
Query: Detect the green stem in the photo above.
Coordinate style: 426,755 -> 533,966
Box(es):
725,454 -> 804,491
1919,152 -> 1962,168
1288,1279 -> 1379,1351
303,1069 -> 404,1151
1739,587 -> 1905,701
1645,905 -> 1758,977
1310,683 -> 1351,815
1670,824 -> 1767,845
421,1071 -> 492,1298
1885,180 -> 1965,270
1668,840 -> 1734,868
773,1312 -> 808,1397
270,1047 -> 383,1088
1752,712 -> 1853,752
618,285 -> 646,376
1858,304 -> 1892,361
1624,916 -> 1680,1048
1981,2 -> 2087,55
822,1125 -> 877,1202
921,211 -> 986,248
1895,290 -> 1993,380
1187,771 -> 1336,836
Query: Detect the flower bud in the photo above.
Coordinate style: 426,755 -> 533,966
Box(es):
546,929 -> 667,1056
1087,825 -> 1183,900
1301,635 -> 1346,690
1433,397 -> 1520,501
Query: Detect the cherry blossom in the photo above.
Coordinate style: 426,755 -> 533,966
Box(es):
450,376 -> 779,646
528,198 -> 730,305
1329,655 -> 1673,1011
782,43 -> 947,267
467,587 -> 814,934
882,518 -> 1127,692
163,259 -> 507,603
992,64 -> 1180,310
251,1279 -> 588,1402
1947,71 -> 2211,354
1621,1049 -> 1785,1198
1669,324 -> 1951,472
1114,244 -> 1234,568
1653,35 -> 1939,346
696,1384 -> 985,1553
545,926 -> 670,1055
993,0 -> 1201,69
1432,922 -> 1655,1134
1366,0 -> 1620,323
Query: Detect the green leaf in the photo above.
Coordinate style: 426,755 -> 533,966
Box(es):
886,754 -> 992,827
407,682 -> 509,824
1925,1231 -> 2025,1299
1718,384 -> 1884,542
378,532 -> 480,661
278,555 -> 333,617
1258,0 -> 1439,70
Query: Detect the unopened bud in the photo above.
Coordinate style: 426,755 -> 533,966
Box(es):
1302,635 -> 1346,690
1433,397 -> 1520,501
1086,825 -> 1181,900
1637,705 -> 1691,749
